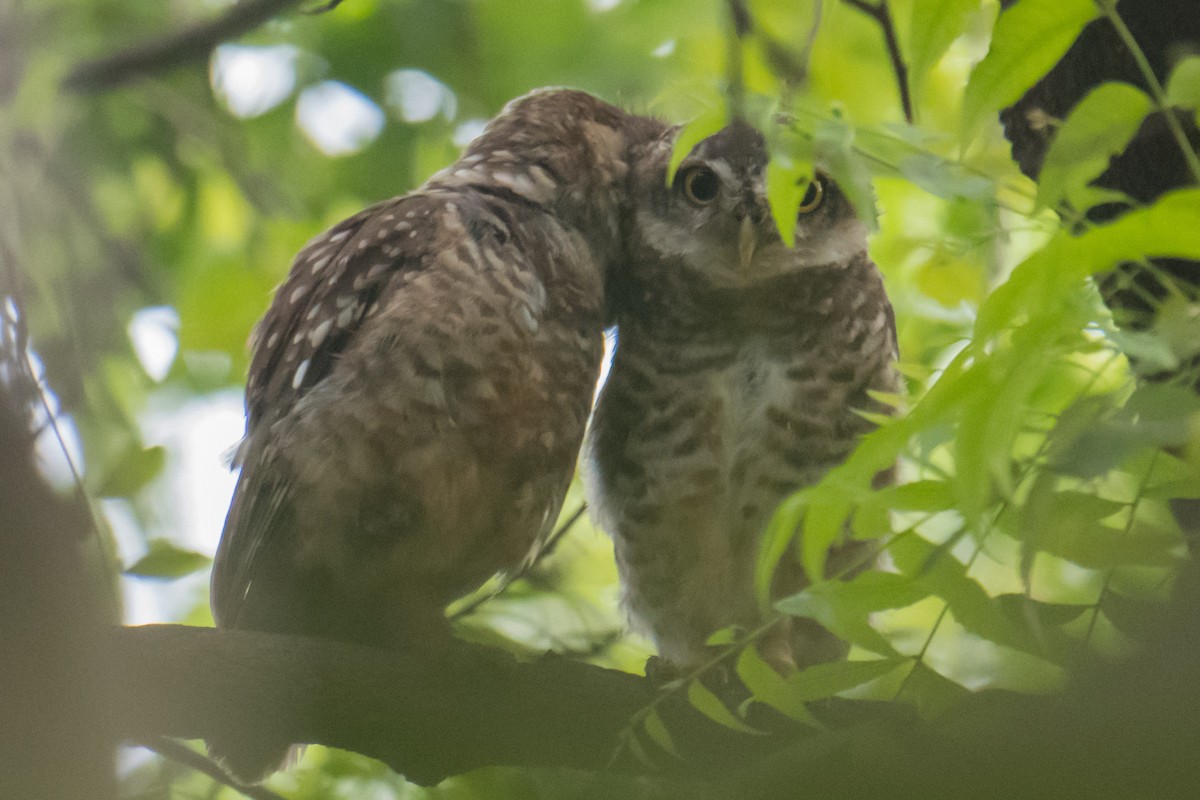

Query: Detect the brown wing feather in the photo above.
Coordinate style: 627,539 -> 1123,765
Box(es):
212,194 -> 438,625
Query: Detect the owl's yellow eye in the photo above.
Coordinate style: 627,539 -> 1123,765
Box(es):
680,166 -> 720,205
798,178 -> 825,213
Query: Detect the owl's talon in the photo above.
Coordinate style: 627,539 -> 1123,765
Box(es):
644,655 -> 681,685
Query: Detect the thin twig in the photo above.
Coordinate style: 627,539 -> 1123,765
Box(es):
134,736 -> 289,800
1095,0 -> 1200,184
841,0 -> 914,123
450,503 -> 589,621
303,0 -> 346,12
64,0 -> 314,92
725,0 -> 751,119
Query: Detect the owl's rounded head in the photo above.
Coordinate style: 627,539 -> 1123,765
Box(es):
628,119 -> 869,289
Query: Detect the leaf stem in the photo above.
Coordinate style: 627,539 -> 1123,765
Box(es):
1095,0 -> 1200,184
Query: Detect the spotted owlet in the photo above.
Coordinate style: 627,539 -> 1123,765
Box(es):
207,88 -> 668,780
585,120 -> 898,673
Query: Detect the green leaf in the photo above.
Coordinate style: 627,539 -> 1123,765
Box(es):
784,657 -> 908,701
800,492 -> 857,591
1100,590 -> 1161,636
98,444 -> 166,498
890,535 -> 1037,655
961,0 -> 1101,143
766,157 -> 812,248
908,0 -> 980,91
1020,486 -> 1182,570
976,189 -> 1200,339
1166,55 -> 1200,111
623,727 -> 659,769
776,582 -> 900,657
834,570 -> 932,611
686,680 -> 765,734
897,152 -> 995,201
735,647 -> 823,726
706,625 -> 741,646
896,662 -> 972,718
1037,82 -> 1153,210
641,709 -> 682,759
667,107 -> 726,186
812,114 -> 879,230
889,480 -> 957,513
995,593 -> 1090,662
124,539 -> 212,580
757,490 -> 809,609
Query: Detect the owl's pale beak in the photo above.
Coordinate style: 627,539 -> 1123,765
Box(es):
738,214 -> 756,270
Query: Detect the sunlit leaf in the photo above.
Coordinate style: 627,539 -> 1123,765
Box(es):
785,657 -> 908,701
890,535 -> 1037,655
97,444 -> 166,498
706,625 -> 741,646
1020,485 -> 1182,570
776,582 -> 900,657
686,680 -> 765,734
898,152 -> 994,201
1165,55 -> 1200,116
961,0 -> 1101,143
977,190 -> 1200,339
735,647 -> 823,726
1038,82 -> 1153,210
667,106 -> 726,186
813,113 -> 878,230
766,156 -> 812,248
125,539 -> 212,580
908,0 -> 980,92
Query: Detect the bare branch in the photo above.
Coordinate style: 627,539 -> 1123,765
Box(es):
63,0 -> 322,92
842,0 -> 913,123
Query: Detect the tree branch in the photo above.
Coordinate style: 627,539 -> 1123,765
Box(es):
63,0 -> 314,92
106,624 -> 780,786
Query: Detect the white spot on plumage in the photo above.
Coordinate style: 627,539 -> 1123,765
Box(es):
492,170 -> 554,203
483,248 -> 508,273
518,304 -> 539,334
528,165 -> 557,191
309,255 -> 331,275
292,358 -> 310,389
328,229 -> 350,243
289,284 -> 309,304
266,331 -> 280,349
308,317 -> 332,348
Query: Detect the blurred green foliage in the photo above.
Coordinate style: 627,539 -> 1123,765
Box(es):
4,0 -> 1200,797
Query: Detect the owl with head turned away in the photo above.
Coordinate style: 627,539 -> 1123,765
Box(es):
206,88 -> 670,782
585,120 -> 899,674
